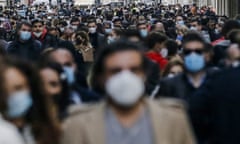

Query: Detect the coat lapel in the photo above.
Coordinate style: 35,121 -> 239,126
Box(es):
85,103 -> 106,144
147,100 -> 170,144
85,100 -> 173,144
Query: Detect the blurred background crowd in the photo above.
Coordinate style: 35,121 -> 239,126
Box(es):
0,2 -> 240,144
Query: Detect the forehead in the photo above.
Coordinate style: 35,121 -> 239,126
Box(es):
138,24 -> 147,28
104,51 -> 142,70
40,68 -> 59,81
72,21 -> 79,24
51,50 -> 73,64
184,41 -> 204,50
191,21 -> 198,24
176,16 -> 183,20
170,65 -> 183,72
21,24 -> 31,29
33,22 -> 43,26
88,22 -> 96,26
4,67 -> 27,86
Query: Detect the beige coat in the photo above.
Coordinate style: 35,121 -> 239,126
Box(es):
75,44 -> 94,62
61,99 -> 196,144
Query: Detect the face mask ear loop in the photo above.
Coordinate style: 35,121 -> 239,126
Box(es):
150,84 -> 161,99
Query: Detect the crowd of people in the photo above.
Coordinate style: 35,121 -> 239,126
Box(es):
0,2 -> 240,144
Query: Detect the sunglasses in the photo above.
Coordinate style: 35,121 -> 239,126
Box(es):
183,49 -> 204,55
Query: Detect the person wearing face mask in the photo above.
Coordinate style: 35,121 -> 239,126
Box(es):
58,21 -> 68,35
146,32 -> 168,70
162,59 -> 184,78
32,19 -> 48,43
103,22 -> 112,34
61,40 -> 195,144
158,32 -> 214,100
87,20 -> 105,56
175,15 -> 185,26
0,65 -> 25,144
70,17 -> 80,32
190,19 -> 211,43
107,28 -> 122,44
72,31 -> 95,80
137,21 -> 149,38
32,19 -> 64,49
0,57 -> 61,144
7,21 -> 42,61
38,62 -> 74,120
42,48 -> 101,105
73,31 -> 94,62
176,25 -> 189,46
158,32 -> 218,143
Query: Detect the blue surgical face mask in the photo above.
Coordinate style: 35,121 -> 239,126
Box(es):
177,20 -> 185,25
107,36 -> 115,44
184,52 -> 205,73
140,29 -> 148,38
105,28 -> 112,34
176,35 -> 183,41
63,66 -> 75,85
20,31 -> 31,41
7,90 -> 32,118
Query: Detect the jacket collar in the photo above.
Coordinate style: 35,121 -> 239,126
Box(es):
147,99 -> 171,144
85,99 -> 169,144
84,102 -> 106,144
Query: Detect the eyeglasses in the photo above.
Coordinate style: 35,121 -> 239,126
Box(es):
183,49 -> 204,55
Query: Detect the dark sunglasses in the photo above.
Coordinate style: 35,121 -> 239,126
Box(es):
183,49 -> 204,55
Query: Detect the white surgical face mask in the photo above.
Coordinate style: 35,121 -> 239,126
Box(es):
215,29 -> 220,34
190,26 -> 198,31
60,27 -> 65,32
71,25 -> 78,31
33,32 -> 42,38
106,70 -> 145,107
167,73 -> 175,78
89,27 -> 96,34
160,48 -> 168,58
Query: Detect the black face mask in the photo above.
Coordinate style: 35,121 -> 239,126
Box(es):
52,93 -> 61,105
75,39 -> 84,45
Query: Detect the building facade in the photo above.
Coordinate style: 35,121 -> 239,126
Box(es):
74,0 -> 95,5
210,0 -> 239,17
164,0 -> 239,18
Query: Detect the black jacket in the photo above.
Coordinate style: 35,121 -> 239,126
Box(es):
213,40 -> 230,66
7,39 -> 42,61
158,73 -> 206,101
145,58 -> 160,95
189,67 -> 240,144
158,68 -> 217,101
89,33 -> 105,56
158,68 -> 219,143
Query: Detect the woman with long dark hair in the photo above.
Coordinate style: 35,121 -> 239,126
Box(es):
38,62 -> 71,120
0,56 -> 61,144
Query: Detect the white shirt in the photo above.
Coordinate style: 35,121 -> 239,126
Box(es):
0,115 -> 25,144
